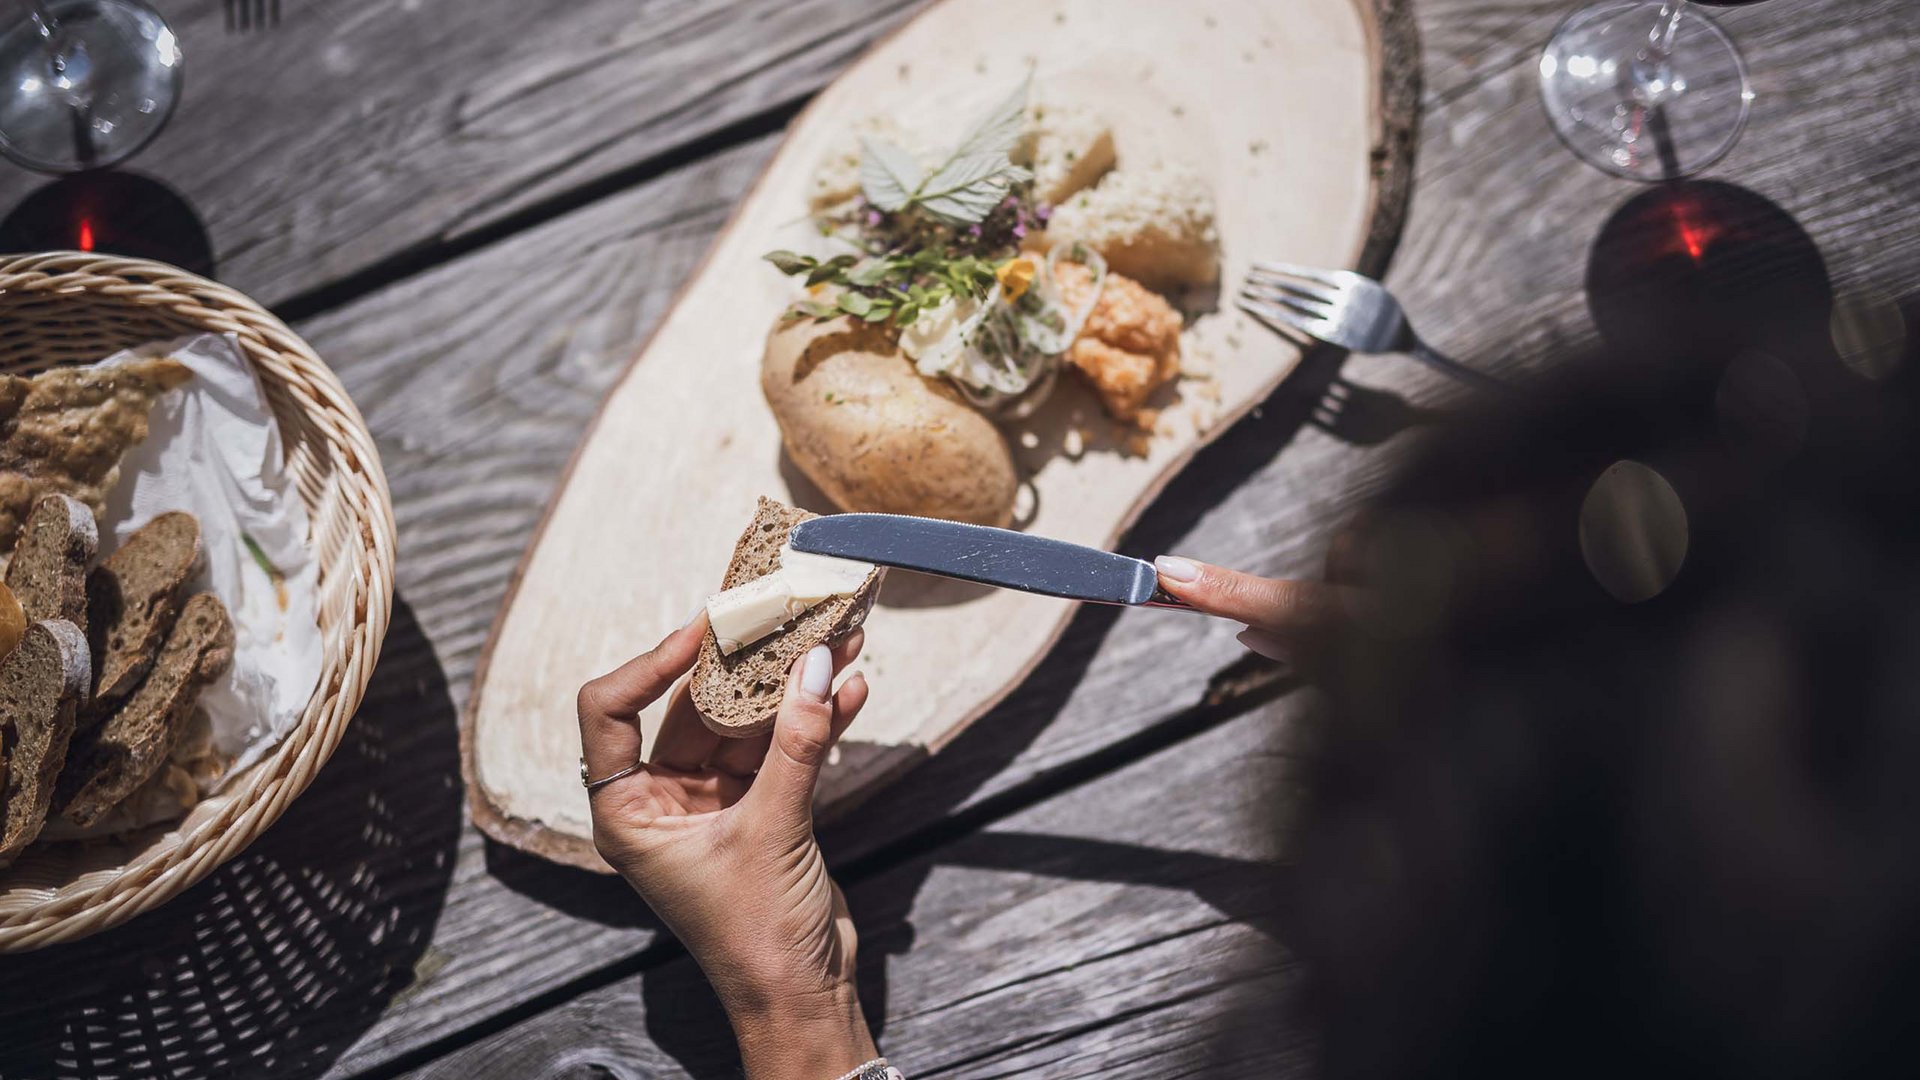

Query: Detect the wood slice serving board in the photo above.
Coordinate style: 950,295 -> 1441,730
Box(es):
464,0 -> 1418,871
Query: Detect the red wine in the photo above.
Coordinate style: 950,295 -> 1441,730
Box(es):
0,172 -> 213,277
1586,180 -> 1830,364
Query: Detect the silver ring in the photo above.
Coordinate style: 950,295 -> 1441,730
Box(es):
581,756 -> 644,793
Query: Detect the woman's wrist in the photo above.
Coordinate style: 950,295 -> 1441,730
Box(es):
727,979 -> 877,1080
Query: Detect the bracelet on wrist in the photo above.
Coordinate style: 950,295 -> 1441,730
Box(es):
832,1058 -> 903,1080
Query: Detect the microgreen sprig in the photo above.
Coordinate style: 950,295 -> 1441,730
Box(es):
764,248 -> 1003,328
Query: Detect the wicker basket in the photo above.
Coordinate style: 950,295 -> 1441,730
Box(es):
0,252 -> 395,951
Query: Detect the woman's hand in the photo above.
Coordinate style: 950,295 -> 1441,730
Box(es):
1152,554 -> 1353,662
577,615 -> 877,1080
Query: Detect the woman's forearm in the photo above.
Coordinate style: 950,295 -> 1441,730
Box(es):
728,982 -> 878,1080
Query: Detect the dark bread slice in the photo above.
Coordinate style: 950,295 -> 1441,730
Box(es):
57,592 -> 234,828
689,498 -> 882,737
5,494 -> 98,631
88,511 -> 203,702
0,620 -> 90,862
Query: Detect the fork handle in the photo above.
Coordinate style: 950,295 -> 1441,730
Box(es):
1410,338 -> 1514,395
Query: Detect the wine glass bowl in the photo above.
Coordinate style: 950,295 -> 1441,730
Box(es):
0,0 -> 182,173
1540,1 -> 1753,181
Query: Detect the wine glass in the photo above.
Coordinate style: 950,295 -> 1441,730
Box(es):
0,0 -> 181,173
1539,1 -> 1755,181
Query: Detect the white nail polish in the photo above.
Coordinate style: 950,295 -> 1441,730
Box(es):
800,645 -> 832,700
1155,555 -> 1200,583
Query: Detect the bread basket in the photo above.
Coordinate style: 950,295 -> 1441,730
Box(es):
0,252 -> 395,951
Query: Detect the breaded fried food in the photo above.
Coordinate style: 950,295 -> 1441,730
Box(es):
0,358 -> 192,554
1056,263 -> 1183,428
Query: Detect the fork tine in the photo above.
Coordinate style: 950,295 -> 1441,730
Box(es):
1245,266 -> 1339,302
1239,284 -> 1334,324
1242,277 -> 1335,310
1237,295 -> 1330,341
1250,260 -> 1344,287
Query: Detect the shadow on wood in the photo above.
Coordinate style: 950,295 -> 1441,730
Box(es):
0,595 -> 460,1080
0,171 -> 214,280
481,839 -> 661,928
1586,180 -> 1833,371
1310,377 -> 1447,447
631,829 -> 1305,1079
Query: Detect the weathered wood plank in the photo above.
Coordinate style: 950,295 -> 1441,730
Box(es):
0,0 -> 930,309
403,696 -> 1311,1080
0,0 -> 1523,317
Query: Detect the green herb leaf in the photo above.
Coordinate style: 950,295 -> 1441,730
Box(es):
913,76 -> 1033,224
917,164 -> 1032,225
859,136 -> 924,212
846,258 -> 895,287
804,254 -> 856,286
764,250 -> 815,275
242,532 -> 279,580
837,291 -> 874,317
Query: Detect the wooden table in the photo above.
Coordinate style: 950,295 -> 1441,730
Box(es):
1,0 -> 1915,1076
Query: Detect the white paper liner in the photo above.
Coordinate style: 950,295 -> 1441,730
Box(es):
92,332 -> 324,788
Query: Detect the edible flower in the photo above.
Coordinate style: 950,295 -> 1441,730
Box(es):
996,257 -> 1035,302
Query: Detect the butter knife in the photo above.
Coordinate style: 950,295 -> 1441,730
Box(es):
786,513 -> 1195,611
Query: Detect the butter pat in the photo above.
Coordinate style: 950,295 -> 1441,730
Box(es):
778,543 -> 874,605
705,546 -> 876,656
707,574 -> 810,656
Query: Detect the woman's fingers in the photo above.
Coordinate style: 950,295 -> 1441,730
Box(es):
1237,626 -> 1291,662
706,631 -> 866,779
1154,556 -> 1346,636
830,628 -> 866,668
744,645 -> 840,822
651,680 -> 724,772
829,672 -> 869,744
578,614 -> 707,784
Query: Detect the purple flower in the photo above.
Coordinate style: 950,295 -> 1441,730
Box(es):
1012,223 -> 1027,238
1035,203 -> 1053,223
866,209 -> 883,226
968,224 -> 983,237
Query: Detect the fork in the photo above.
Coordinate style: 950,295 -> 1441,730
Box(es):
224,0 -> 280,32
1239,262 -> 1511,393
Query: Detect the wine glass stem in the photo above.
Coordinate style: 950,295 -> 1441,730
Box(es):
1635,0 -> 1689,102
1648,0 -> 1687,67
23,0 -> 66,80
24,0 -> 56,46
19,0 -> 100,168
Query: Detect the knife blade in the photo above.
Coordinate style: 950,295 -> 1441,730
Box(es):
786,514 -> 1193,610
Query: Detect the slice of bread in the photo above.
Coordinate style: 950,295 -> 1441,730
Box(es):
689,498 -> 882,737
0,620 -> 91,862
57,592 -> 234,828
88,511 -> 203,702
4,494 -> 98,631
0,356 -> 192,553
